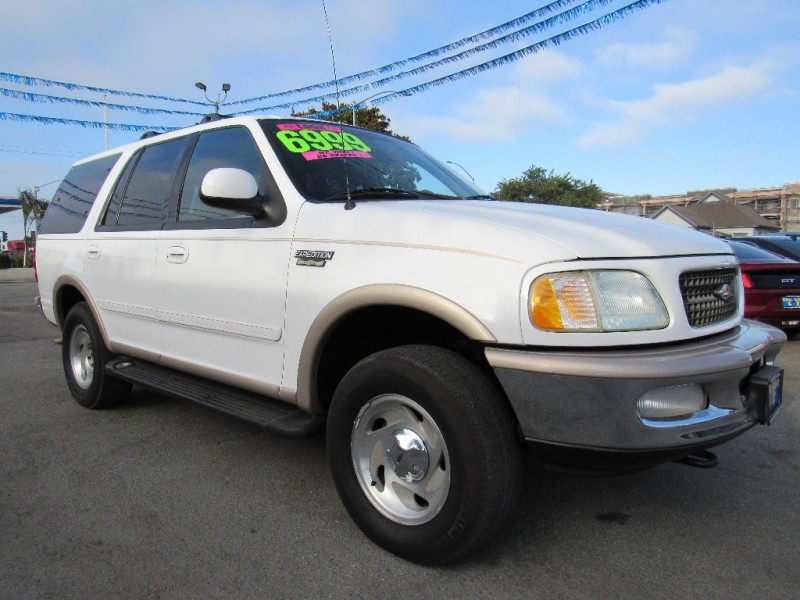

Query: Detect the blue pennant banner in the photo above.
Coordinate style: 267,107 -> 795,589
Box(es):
235,0 -> 668,116
228,0 -> 602,106
367,0 -> 669,103
0,87 -> 206,117
0,72 -> 207,106
1,0 -> 667,130
0,111 -> 176,133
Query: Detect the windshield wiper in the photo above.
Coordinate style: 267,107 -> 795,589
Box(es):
463,194 -> 494,200
416,190 -> 459,200
324,187 -> 422,202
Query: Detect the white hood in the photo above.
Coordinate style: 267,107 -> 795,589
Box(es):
326,199 -> 733,263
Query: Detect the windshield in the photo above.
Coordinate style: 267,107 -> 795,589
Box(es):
260,119 -> 484,202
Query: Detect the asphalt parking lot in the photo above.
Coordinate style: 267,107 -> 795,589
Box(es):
1,280 -> 799,599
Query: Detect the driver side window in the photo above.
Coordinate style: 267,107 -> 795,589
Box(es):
179,127 -> 265,222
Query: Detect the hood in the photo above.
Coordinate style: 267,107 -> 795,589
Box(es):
370,200 -> 732,261
297,199 -> 734,265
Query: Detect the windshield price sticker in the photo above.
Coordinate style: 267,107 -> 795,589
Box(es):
275,124 -> 372,161
276,123 -> 342,132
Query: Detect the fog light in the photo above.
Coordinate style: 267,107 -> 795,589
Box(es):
637,384 -> 707,420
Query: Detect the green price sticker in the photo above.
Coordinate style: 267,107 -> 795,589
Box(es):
276,129 -> 371,154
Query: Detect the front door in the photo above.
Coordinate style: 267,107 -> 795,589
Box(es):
154,125 -> 292,394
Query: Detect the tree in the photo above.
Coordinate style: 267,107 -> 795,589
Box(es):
493,165 -> 603,208
19,188 -> 49,267
295,101 -> 409,140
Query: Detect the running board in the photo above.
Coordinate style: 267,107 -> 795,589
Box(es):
105,357 -> 324,438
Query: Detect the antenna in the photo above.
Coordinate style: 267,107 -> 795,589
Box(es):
321,0 -> 341,110
321,0 -> 355,210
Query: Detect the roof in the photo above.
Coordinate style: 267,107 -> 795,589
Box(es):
697,191 -> 734,203
654,200 -> 780,230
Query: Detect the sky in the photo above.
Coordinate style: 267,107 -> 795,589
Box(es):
1,0 -> 798,239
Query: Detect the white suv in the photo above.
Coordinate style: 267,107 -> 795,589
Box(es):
36,115 -> 786,564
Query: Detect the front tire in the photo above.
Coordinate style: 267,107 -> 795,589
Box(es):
62,302 -> 130,409
327,345 -> 521,565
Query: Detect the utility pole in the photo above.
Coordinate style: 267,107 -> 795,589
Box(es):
103,94 -> 109,150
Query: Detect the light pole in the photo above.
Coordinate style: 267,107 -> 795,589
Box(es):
350,90 -> 409,126
195,81 -> 231,114
446,161 -> 475,184
33,180 -> 59,198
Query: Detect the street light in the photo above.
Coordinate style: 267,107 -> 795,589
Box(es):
195,81 -> 231,114
33,180 -> 59,198
350,90 -> 410,126
446,161 -> 475,184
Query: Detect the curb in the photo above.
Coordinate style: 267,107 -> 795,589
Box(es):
0,268 -> 36,282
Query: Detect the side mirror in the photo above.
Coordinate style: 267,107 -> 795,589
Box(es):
200,168 -> 262,214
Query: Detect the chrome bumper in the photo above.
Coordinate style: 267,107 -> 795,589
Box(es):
487,320 -> 786,457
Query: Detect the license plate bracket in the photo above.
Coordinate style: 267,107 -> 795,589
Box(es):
749,365 -> 783,425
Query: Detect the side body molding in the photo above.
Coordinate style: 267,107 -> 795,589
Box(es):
294,284 -> 497,413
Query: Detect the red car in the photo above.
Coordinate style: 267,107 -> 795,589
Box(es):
729,240 -> 800,337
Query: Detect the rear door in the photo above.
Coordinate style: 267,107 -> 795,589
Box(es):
86,136 -> 190,357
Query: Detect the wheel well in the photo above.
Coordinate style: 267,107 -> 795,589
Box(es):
315,305 -> 497,413
56,285 -> 87,327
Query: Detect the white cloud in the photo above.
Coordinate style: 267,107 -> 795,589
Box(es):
414,88 -> 567,141
406,50 -> 583,142
578,61 -> 776,148
512,50 -> 585,85
599,28 -> 697,69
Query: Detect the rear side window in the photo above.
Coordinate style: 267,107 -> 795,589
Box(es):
114,138 -> 186,227
39,154 -> 120,234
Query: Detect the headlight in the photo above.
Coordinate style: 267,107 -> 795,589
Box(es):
529,270 -> 669,332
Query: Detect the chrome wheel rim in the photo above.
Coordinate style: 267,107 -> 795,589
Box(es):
69,324 -> 94,390
351,394 -> 450,525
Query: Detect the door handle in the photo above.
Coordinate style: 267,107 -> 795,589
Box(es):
87,245 -> 101,259
166,245 -> 189,264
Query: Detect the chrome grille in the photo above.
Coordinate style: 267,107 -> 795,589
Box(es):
679,268 -> 739,327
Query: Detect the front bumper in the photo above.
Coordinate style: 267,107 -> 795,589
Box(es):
487,320 -> 786,472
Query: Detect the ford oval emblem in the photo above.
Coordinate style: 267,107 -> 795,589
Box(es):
714,283 -> 734,301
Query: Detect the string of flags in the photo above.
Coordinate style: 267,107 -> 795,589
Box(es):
0,0 -> 668,133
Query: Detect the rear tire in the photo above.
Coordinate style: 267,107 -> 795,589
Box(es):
62,302 -> 130,409
327,345 -> 521,565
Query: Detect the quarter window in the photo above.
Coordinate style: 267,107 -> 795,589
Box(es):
40,154 -> 120,234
